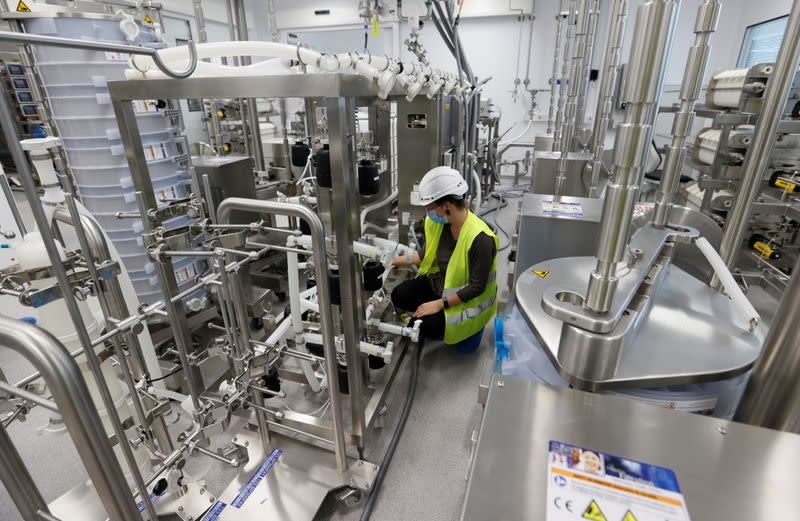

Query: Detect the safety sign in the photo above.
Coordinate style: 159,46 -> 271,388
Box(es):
546,440 -> 691,521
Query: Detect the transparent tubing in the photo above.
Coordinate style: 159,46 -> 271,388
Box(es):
652,0 -> 720,227
584,0 -> 680,313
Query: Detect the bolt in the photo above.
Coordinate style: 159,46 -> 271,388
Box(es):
178,506 -> 184,512
497,380 -> 505,388
358,460 -> 364,466
233,436 -> 237,442
199,487 -> 205,494
718,426 -> 727,435
210,497 -> 215,503
364,482 -> 370,489
373,464 -> 379,471
245,441 -> 249,447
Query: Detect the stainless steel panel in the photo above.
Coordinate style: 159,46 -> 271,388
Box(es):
397,97 -> 445,241
462,378 -> 800,521
532,151 -> 591,196
515,258 -> 764,389
192,155 -> 256,224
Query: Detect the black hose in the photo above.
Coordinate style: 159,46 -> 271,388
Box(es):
359,343 -> 423,521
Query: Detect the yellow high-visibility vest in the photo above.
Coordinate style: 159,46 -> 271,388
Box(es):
418,211 -> 498,344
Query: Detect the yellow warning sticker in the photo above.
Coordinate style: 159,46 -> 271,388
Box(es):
582,499 -> 607,521
144,15 -> 153,24
533,269 -> 550,279
622,510 -> 638,521
16,0 -> 31,12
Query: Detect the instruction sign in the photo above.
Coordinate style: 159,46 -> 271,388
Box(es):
546,440 -> 691,521
542,201 -> 584,218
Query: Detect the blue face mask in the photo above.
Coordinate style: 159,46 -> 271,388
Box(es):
427,209 -> 448,225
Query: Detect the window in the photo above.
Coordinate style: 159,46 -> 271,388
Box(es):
737,15 -> 789,68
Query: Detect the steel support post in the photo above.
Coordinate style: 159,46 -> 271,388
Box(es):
711,0 -> 800,290
546,5 -> 567,135
586,0 -> 629,197
652,0 -> 720,227
325,96 -> 367,455
554,0 -> 591,198
552,0 -> 577,151
584,0 -> 680,312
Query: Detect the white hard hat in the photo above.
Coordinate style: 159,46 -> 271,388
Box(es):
412,166 -> 468,206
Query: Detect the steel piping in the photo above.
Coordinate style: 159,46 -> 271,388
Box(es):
711,0 -> 800,290
217,197 -> 348,470
0,316 -> 142,521
584,0 -> 680,312
652,0 -> 720,226
586,0 -> 629,197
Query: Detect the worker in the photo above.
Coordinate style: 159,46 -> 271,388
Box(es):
391,167 -> 498,346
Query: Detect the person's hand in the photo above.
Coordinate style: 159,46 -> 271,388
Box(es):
391,256 -> 404,267
413,299 -> 444,318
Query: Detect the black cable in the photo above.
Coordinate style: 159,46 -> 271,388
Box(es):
148,366 -> 183,383
359,342 -> 423,521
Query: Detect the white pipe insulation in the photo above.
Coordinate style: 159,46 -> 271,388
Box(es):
124,41 -> 470,101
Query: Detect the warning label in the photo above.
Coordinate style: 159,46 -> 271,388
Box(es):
144,15 -> 153,24
546,440 -> 691,521
533,269 -> 550,279
16,0 -> 31,12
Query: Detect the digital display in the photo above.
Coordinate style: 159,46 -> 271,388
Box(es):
20,104 -> 38,116
16,91 -> 33,102
12,78 -> 28,89
6,63 -> 24,75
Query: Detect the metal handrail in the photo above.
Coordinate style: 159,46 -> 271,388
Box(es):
0,316 -> 142,521
0,30 -> 197,79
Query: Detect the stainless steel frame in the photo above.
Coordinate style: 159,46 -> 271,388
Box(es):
0,316 -> 142,521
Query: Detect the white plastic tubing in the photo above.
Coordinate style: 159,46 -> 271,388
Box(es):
125,41 -> 470,101
695,236 -> 760,331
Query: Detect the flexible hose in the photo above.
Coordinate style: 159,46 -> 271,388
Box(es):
359,343 -> 423,521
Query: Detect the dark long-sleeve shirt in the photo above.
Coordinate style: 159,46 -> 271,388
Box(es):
421,225 -> 496,302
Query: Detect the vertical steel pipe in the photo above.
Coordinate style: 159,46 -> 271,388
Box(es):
735,253 -> 800,432
552,0 -> 577,151
62,194 -> 159,521
584,0 -> 680,312
0,421 -> 51,521
554,0 -> 591,197
0,316 -> 142,521
575,0 -> 600,131
652,0 -> 720,226
217,198 -> 348,470
547,5 -> 567,135
587,0 -> 629,198
711,0 -> 800,290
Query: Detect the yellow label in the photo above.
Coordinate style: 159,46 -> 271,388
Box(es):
753,241 -> 774,259
144,15 -> 153,24
533,269 -> 550,279
622,511 -> 638,521
774,178 -> 798,193
16,0 -> 31,12
371,17 -> 380,36
582,500 -> 607,521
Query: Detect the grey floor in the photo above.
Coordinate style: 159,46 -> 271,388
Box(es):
0,182 -> 521,521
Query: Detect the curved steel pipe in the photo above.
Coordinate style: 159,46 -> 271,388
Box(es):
0,316 -> 141,521
217,197 -> 348,470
